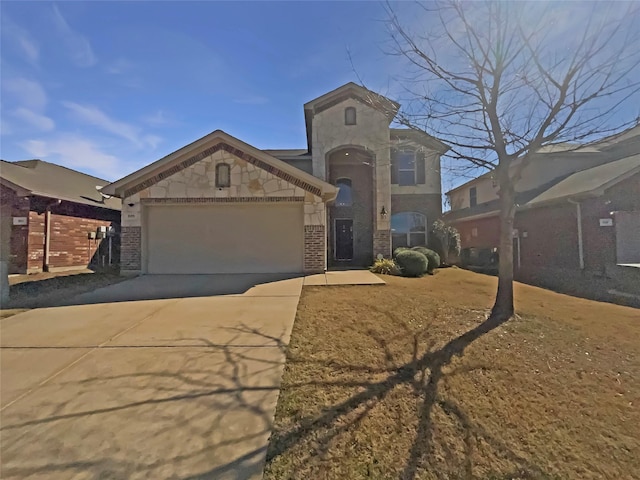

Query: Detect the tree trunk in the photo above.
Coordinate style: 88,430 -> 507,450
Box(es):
490,187 -> 516,320
440,235 -> 449,265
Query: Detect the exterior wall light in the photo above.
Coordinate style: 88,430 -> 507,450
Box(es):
380,206 -> 388,219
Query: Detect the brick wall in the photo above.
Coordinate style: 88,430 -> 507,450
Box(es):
391,193 -> 442,226
0,185 -> 29,273
373,229 -> 391,258
25,211 -> 114,272
328,161 -> 373,266
121,226 -> 142,272
304,225 -> 325,273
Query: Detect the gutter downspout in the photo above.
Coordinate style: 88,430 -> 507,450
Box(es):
568,199 -> 584,270
43,199 -> 61,272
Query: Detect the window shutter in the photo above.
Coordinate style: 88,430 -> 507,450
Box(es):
390,148 -> 398,184
416,150 -> 426,184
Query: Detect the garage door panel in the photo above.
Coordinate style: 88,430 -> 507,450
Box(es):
146,204 -> 303,274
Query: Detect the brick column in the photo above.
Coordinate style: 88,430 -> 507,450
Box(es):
120,226 -> 141,274
373,229 -> 391,258
304,225 -> 325,273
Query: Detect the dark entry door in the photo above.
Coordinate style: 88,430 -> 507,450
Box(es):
335,219 -> 353,260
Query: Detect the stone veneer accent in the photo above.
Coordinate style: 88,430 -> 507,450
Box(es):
119,146 -> 328,274
141,196 -> 305,205
304,225 -> 326,272
124,142 -> 322,198
120,226 -> 141,272
373,229 -> 391,258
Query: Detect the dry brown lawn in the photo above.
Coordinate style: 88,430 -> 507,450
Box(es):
1,269 -> 125,317
264,268 -> 640,480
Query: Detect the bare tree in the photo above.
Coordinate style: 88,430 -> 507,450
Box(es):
383,0 -> 640,319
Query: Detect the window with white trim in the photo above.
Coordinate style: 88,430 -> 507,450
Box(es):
391,148 -> 426,186
391,212 -> 427,249
216,163 -> 231,188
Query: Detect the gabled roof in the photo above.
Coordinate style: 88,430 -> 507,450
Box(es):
0,159 -> 121,211
101,130 -> 338,201
304,83 -> 400,152
444,153 -> 640,222
304,82 -> 400,117
390,128 -> 449,154
527,154 -> 640,206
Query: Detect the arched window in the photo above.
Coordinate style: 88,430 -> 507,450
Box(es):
335,178 -> 353,206
391,212 -> 427,248
215,163 -> 231,188
345,107 -> 356,125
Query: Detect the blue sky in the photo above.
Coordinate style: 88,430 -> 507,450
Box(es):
1,1 -> 398,181
2,1 -> 638,193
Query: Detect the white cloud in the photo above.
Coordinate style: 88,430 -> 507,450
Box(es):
142,109 -> 172,127
62,101 -> 161,150
51,4 -> 96,67
13,107 -> 55,132
2,14 -> 39,65
2,78 -> 48,111
21,135 -> 122,180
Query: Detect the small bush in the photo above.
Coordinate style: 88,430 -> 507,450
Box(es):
411,246 -> 441,274
395,250 -> 428,277
370,258 -> 400,275
393,247 -> 410,258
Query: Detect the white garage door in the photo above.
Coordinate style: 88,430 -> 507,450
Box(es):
145,203 -> 304,274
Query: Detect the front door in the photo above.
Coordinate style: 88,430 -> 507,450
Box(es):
335,219 -> 353,260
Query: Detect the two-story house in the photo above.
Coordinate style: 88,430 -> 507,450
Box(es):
444,125 -> 640,277
101,83 -> 449,275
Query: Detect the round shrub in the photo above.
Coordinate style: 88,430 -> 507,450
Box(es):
393,247 -> 410,258
411,246 -> 441,274
395,250 -> 428,277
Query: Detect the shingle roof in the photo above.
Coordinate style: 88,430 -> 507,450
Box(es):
527,154 -> 640,206
0,159 -> 121,211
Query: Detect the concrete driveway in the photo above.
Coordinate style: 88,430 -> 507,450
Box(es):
0,274 -> 303,480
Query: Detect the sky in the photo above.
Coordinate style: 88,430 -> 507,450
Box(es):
1,1 -> 400,181
1,1 -> 638,193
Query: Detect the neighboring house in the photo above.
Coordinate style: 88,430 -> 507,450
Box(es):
101,83 -> 449,275
0,160 -> 121,274
444,125 -> 640,277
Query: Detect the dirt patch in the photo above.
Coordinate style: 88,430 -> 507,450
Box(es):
2,269 -> 126,315
264,268 -> 640,479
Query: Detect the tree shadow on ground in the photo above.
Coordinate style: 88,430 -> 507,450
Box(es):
266,311 -> 555,479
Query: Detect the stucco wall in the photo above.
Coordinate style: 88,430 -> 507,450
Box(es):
390,148 -> 442,196
449,177 -> 497,210
310,97 -> 391,232
121,149 -> 325,229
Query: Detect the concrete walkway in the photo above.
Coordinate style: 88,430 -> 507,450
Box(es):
303,270 -> 385,286
0,274 -> 303,480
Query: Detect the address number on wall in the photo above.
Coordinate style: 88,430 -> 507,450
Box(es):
599,218 -> 613,227
12,217 -> 27,225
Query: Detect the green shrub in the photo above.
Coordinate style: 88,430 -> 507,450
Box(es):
411,246 -> 441,274
393,247 -> 410,258
370,258 -> 400,275
395,250 -> 428,277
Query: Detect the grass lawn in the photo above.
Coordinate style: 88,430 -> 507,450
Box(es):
264,268 -> 640,480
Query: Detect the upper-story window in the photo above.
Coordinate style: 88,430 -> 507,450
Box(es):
469,186 -> 477,207
215,163 -> 231,188
335,178 -> 353,206
391,148 -> 426,186
345,107 -> 356,125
